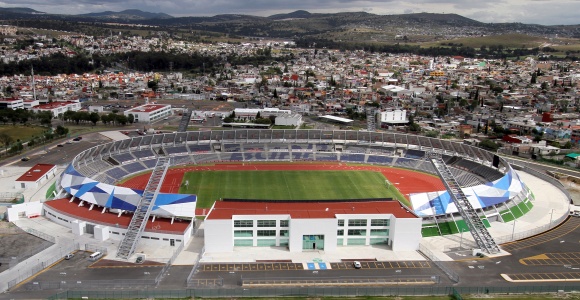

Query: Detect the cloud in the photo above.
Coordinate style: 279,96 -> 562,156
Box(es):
0,0 -> 576,25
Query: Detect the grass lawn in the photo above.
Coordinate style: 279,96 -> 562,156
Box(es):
0,125 -> 47,141
179,170 -> 402,208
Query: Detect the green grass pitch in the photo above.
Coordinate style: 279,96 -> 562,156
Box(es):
179,170 -> 402,208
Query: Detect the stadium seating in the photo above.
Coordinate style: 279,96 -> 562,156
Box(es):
123,161 -> 147,174
189,144 -> 211,153
105,166 -> 129,179
367,155 -> 393,165
165,145 -> 189,155
131,149 -> 157,159
340,153 -> 365,163
111,153 -> 136,163
316,153 -> 338,161
223,144 -> 242,152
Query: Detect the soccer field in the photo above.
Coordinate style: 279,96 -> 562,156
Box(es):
179,170 -> 401,208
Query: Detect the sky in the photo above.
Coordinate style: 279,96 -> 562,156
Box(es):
1,0 -> 579,25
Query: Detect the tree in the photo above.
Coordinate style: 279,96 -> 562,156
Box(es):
127,114 -> 134,124
89,112 -> 100,125
0,133 -> 13,155
147,80 -> 158,92
55,125 -> 68,136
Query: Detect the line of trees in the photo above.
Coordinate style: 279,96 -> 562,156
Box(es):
61,110 -> 134,126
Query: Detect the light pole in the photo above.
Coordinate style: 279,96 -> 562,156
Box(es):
459,228 -> 465,249
549,209 -> 555,228
511,219 -> 517,241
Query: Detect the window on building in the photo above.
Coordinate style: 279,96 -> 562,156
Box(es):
337,229 -> 344,236
280,220 -> 289,227
348,229 -> 367,236
257,220 -> 276,227
348,219 -> 367,226
371,219 -> 390,226
257,230 -> 276,237
280,230 -> 289,237
370,229 -> 389,236
234,230 -> 253,237
338,219 -> 344,227
234,220 -> 253,227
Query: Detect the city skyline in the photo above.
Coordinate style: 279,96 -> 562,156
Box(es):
0,0 -> 578,26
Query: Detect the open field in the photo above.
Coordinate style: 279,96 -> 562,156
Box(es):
0,125 -> 46,141
422,34 -> 547,48
179,170 -> 397,207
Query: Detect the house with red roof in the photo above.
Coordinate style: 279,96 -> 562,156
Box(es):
204,199 -> 421,253
15,164 -> 57,189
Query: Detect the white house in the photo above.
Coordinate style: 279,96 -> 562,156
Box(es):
14,164 -> 57,189
124,104 -> 172,123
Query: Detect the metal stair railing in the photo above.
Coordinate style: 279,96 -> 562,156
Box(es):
177,109 -> 193,132
427,152 -> 500,254
116,157 -> 172,259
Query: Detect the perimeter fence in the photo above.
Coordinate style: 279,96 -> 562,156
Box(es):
46,284 -> 580,299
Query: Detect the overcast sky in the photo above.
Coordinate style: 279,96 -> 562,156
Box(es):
2,0 -> 579,25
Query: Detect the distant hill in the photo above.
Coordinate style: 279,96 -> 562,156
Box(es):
269,10 -> 313,20
78,9 -> 173,20
0,7 -> 44,14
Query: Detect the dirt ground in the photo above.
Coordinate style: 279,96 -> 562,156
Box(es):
0,221 -> 50,272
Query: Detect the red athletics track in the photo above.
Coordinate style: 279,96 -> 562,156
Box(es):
119,162 -> 445,213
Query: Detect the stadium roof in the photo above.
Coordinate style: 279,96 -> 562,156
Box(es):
320,115 -> 354,123
206,200 -> 418,220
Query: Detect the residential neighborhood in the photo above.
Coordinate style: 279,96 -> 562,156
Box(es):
0,27 -> 579,166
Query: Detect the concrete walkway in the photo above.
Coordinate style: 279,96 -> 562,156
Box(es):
420,170 -> 571,261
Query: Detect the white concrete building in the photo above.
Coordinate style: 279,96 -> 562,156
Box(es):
0,98 -> 24,110
31,101 -> 81,117
14,164 -> 57,189
204,200 -> 421,253
275,114 -> 302,127
124,104 -> 172,123
380,109 -> 408,125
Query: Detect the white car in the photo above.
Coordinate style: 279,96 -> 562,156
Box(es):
353,261 -> 362,269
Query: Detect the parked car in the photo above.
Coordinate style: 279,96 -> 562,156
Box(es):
64,253 -> 74,260
72,136 -> 82,141
353,261 -> 362,269
21,157 -> 30,161
57,144 -> 64,147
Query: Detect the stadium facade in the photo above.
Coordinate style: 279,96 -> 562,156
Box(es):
52,129 -> 532,248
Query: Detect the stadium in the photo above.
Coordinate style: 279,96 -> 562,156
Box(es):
48,129 -> 533,257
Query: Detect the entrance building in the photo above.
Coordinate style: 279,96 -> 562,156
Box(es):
204,199 -> 422,253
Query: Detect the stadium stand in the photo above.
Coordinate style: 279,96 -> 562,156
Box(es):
405,149 -> 426,159
142,159 -> 158,169
189,144 -> 211,153
316,153 -> 338,161
140,135 -> 153,146
123,161 -> 147,174
165,145 -> 189,155
340,153 -> 365,163
105,166 -> 129,179
223,144 -> 242,152
111,153 -> 136,164
366,155 -> 393,165
131,149 -> 157,159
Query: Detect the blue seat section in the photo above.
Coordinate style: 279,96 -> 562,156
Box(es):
367,155 -> 393,164
123,161 -> 146,174
292,152 -> 312,160
142,159 -> 157,168
111,152 -> 135,163
292,144 -> 314,150
132,149 -> 156,159
268,152 -> 291,160
340,153 -> 365,162
189,144 -> 211,153
404,149 -> 425,159
316,144 -> 331,151
244,144 -> 266,151
165,145 -> 189,154
243,152 -> 268,160
223,144 -> 242,152
105,166 -> 129,179
316,153 -> 337,161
